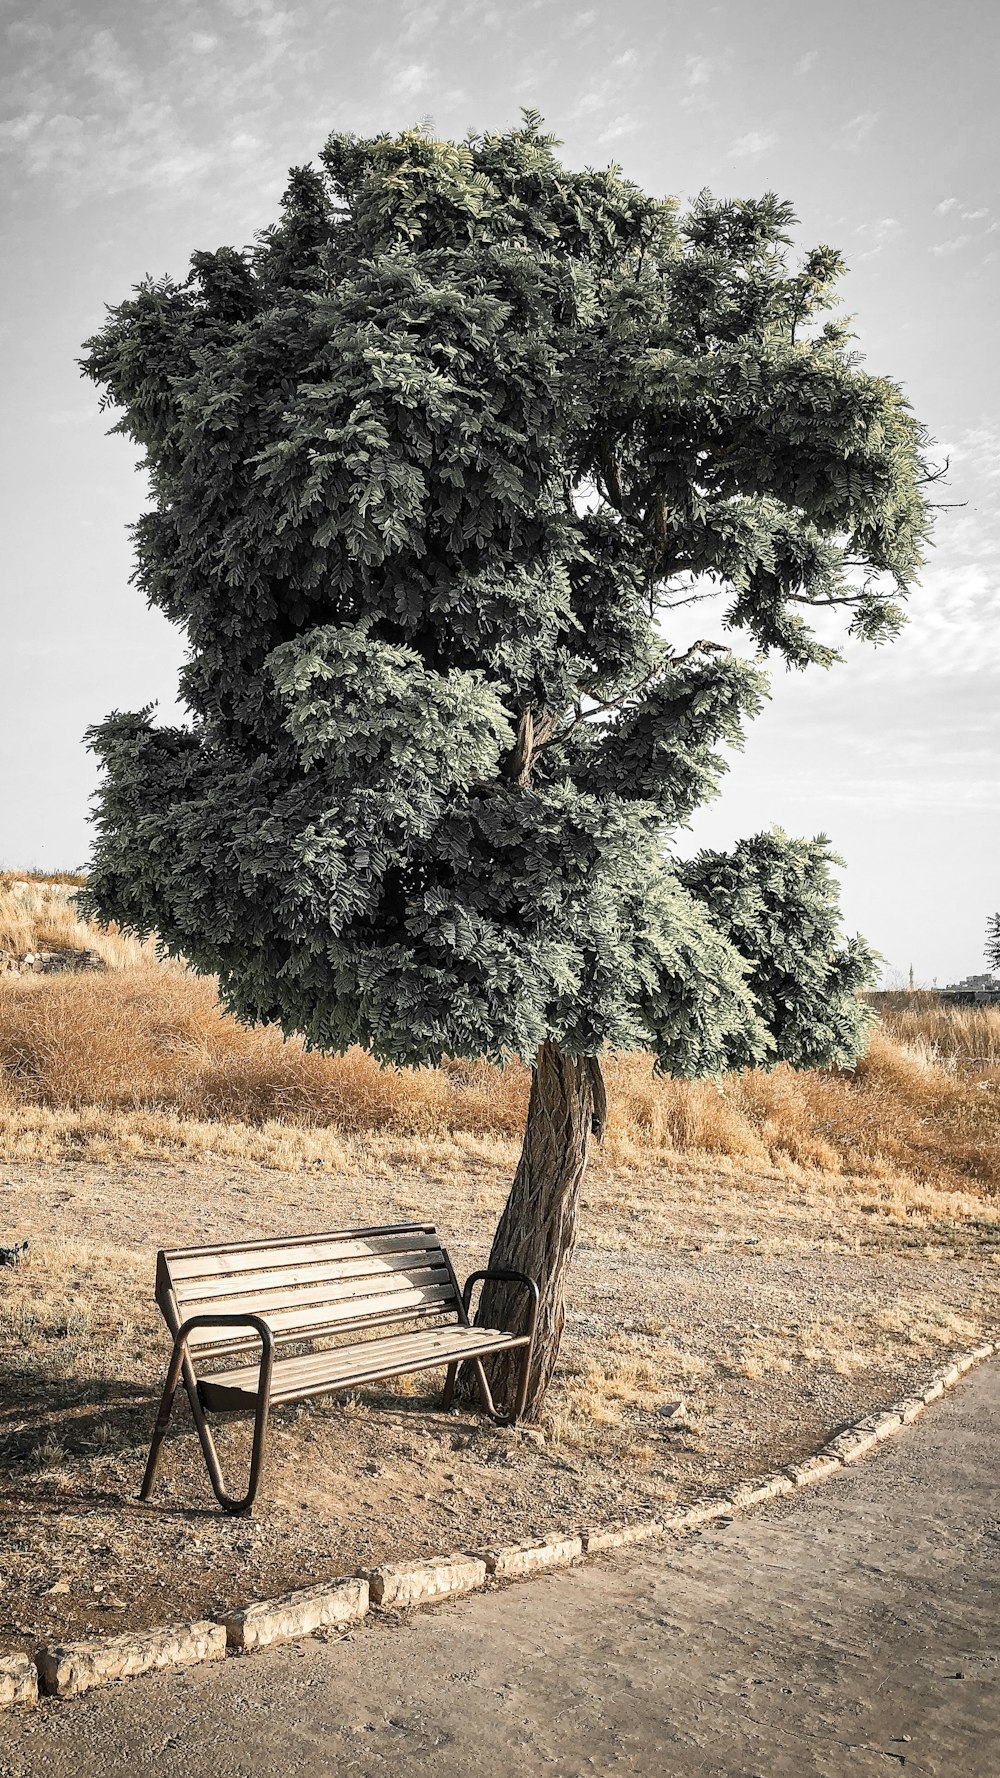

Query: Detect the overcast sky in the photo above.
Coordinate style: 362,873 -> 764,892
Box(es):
1,0 -> 997,985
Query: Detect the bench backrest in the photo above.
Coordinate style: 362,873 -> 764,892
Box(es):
156,1224 -> 464,1361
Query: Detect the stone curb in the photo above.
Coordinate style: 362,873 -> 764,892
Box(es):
3,1339 -> 994,1709
222,1577 -> 369,1650
481,1533 -> 583,1577
369,1554 -> 487,1609
35,1620 -> 226,1700
0,1656 -> 38,1710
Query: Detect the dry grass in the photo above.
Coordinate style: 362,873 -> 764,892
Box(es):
870,994 -> 1000,1065
1,877 -> 998,1198
0,876 -> 152,969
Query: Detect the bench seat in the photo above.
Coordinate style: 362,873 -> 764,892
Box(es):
199,1323 -> 523,1411
140,1223 -> 538,1513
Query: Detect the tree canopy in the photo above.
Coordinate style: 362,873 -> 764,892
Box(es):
80,117 -> 930,1078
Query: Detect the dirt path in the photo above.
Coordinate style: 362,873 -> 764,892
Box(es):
2,1361 -> 996,1777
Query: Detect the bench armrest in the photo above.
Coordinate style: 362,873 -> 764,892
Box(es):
172,1312 -> 276,1396
462,1269 -> 539,1342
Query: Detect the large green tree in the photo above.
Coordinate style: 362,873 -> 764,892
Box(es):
81,118 -> 930,1417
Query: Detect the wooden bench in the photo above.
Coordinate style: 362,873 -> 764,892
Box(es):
140,1224 -> 538,1514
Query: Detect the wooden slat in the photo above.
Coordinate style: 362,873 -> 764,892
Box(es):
199,1324 -> 523,1407
175,1264 -> 456,1323
165,1227 -> 438,1283
266,1324 -> 509,1379
181,1300 -> 461,1361
172,1249 -> 450,1308
184,1281 -> 459,1350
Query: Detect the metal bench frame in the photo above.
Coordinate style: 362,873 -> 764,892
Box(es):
139,1226 -> 538,1514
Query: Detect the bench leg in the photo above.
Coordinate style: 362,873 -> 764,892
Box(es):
139,1340 -> 186,1502
140,1347 -> 271,1515
470,1356 -> 507,1422
185,1356 -> 271,1515
453,1347 -> 534,1427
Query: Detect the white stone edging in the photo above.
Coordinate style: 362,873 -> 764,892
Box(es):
3,1340 -> 994,1709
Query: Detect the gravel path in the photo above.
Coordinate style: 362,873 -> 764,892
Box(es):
2,1359 -> 996,1776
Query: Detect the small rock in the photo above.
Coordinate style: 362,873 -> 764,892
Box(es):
887,1397 -> 926,1425
665,1499 -> 732,1530
853,1410 -> 903,1442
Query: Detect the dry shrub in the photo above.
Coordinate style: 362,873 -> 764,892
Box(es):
602,1054 -> 767,1162
0,880 -> 998,1198
0,965 -> 529,1138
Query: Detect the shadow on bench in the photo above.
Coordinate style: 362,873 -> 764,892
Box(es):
140,1223 -> 538,1514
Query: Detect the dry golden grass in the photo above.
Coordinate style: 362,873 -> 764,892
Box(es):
871,996 -> 1000,1065
1,876 -> 998,1198
0,876 -> 153,969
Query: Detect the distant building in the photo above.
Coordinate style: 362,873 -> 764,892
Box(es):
940,972 -> 1000,1006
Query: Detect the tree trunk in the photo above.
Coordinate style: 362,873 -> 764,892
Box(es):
458,1040 -> 606,1422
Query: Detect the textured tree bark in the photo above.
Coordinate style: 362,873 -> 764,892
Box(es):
459,1040 -> 605,1421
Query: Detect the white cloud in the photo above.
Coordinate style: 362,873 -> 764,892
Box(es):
795,50 -> 819,74
936,196 -> 959,214
931,235 -> 973,256
839,111 -> 880,148
855,216 -> 902,257
684,54 -> 714,89
729,129 -> 777,159
0,109 -> 44,145
399,1 -> 446,41
0,5 -> 313,205
388,61 -> 431,100
679,52 -> 718,109
221,0 -> 297,46
598,115 -> 638,144
572,88 -> 611,118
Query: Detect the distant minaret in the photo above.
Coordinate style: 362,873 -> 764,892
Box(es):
908,963 -> 914,990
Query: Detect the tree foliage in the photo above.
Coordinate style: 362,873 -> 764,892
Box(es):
679,832 -> 876,1066
986,913 -> 1000,974
80,118 -> 931,1077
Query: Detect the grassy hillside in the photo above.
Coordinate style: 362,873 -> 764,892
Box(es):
1,875 -> 998,1194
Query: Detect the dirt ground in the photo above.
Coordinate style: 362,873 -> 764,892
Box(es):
4,1358 -> 995,1778
2,1142 -> 999,1659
